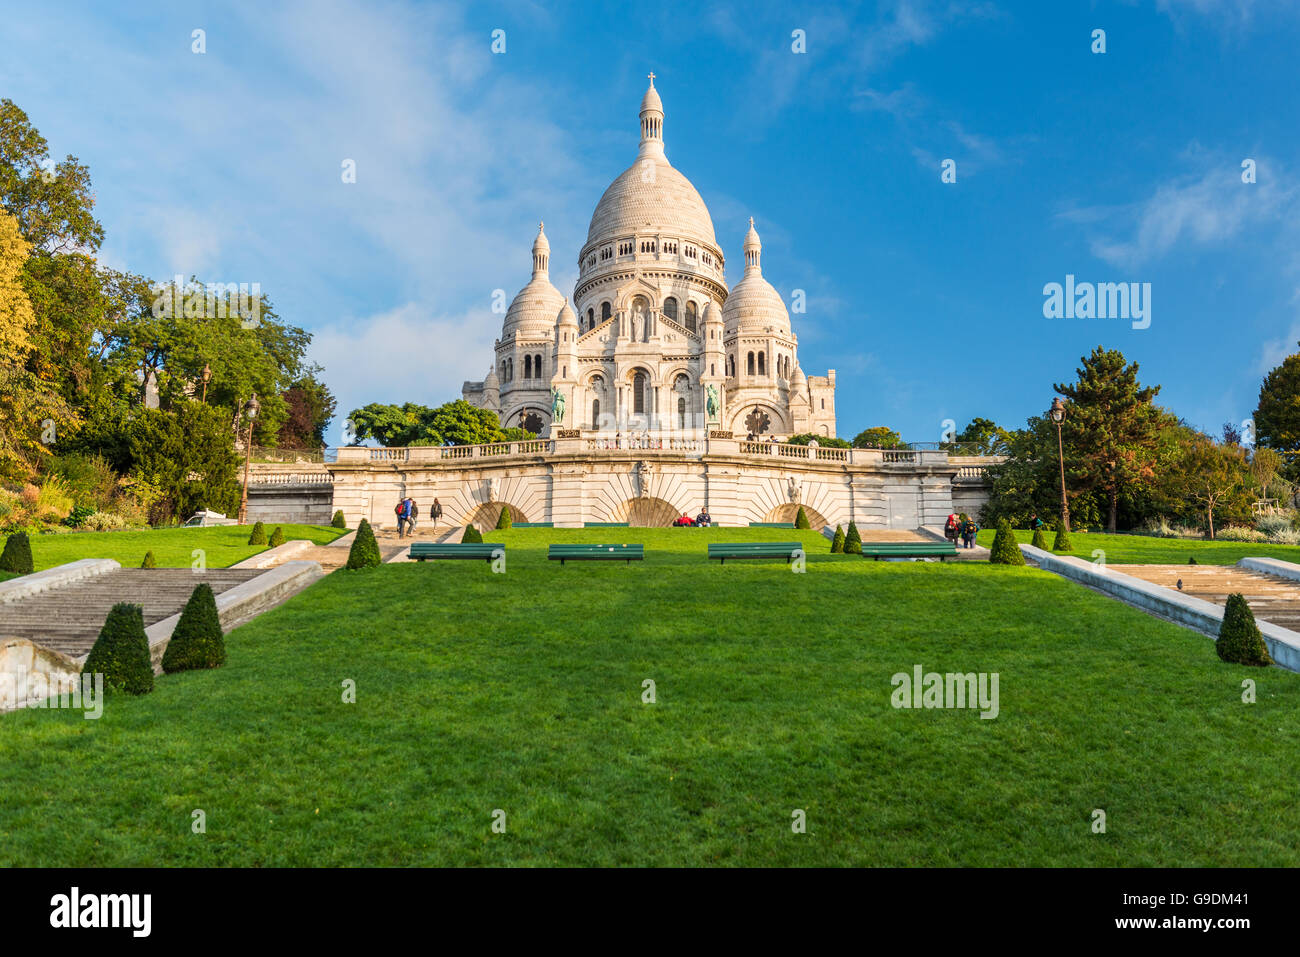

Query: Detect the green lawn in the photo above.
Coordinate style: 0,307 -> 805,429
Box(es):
977,527 -> 1300,565
3,527 -> 1298,866
0,523 -> 346,572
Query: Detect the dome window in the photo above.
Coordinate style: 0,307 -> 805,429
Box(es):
685,301 -> 698,332
663,297 -> 679,322
747,352 -> 755,375
601,301 -> 612,322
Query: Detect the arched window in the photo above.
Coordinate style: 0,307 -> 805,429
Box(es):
758,352 -> 765,376
601,301 -> 611,322
747,352 -> 755,375
633,371 -> 647,414
678,396 -> 686,430
524,355 -> 532,379
587,308 -> 594,329
592,399 -> 601,428
685,301 -> 698,332
535,354 -> 543,378
507,358 -> 513,381
663,297 -> 678,322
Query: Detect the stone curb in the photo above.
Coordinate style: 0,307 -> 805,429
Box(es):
1238,556 -> 1300,583
328,530 -> 357,548
91,560 -> 325,673
0,559 -> 120,605
1020,544 -> 1300,672
231,539 -> 315,569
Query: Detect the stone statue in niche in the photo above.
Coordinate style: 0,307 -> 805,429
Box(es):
788,476 -> 801,504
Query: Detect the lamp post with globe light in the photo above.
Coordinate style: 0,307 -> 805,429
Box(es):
238,393 -> 260,525
1050,397 -> 1070,533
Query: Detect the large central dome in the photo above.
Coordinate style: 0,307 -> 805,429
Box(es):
585,76 -> 718,249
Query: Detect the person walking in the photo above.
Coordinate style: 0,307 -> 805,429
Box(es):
944,512 -> 960,547
961,517 -> 979,549
432,498 -> 443,525
394,498 -> 408,538
407,499 -> 419,535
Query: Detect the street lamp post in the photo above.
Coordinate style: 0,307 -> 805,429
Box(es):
1050,397 -> 1070,533
200,363 -> 211,404
237,393 -> 260,525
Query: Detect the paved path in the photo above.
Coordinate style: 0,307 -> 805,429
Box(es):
0,569 -> 263,658
1120,563 -> 1300,631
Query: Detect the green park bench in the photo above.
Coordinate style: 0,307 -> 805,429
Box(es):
548,544 -> 644,565
582,522 -> 629,527
707,542 -> 803,564
513,522 -> 554,528
859,542 -> 958,562
409,542 -> 504,562
748,522 -> 795,528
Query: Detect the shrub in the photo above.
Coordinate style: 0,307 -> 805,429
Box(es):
346,518 -> 382,569
33,475 -> 75,523
830,525 -> 845,553
84,511 -> 127,531
1052,523 -> 1072,552
247,521 -> 267,546
268,526 -> 285,548
332,510 -> 347,529
495,505 -> 512,530
0,531 -> 35,575
82,603 -> 154,695
1189,556 -> 1198,565
161,583 -> 226,673
1030,527 -> 1048,550
844,522 -> 862,555
1216,594 -> 1273,666
141,550 -> 156,569
1256,513 -> 1294,539
990,519 -> 1026,565
462,524 -> 483,543
795,506 -> 811,529
1216,525 -> 1266,542
63,504 -> 96,528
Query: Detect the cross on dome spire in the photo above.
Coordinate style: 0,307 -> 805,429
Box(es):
743,217 -> 762,275
531,221 -> 550,278
639,72 -> 665,155
647,71 -> 656,84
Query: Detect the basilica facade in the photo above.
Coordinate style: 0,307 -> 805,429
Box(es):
462,75 -> 836,440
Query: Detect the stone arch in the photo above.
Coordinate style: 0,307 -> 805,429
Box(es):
763,502 -> 829,530
605,496 -> 680,527
464,501 -> 532,531
730,403 -> 789,436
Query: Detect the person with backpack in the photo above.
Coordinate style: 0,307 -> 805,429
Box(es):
394,498 -> 406,537
408,500 -> 419,534
944,512 -> 960,546
961,517 -> 979,549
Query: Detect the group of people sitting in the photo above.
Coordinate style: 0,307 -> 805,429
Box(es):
944,512 -> 979,549
673,509 -> 714,527
393,496 -> 443,538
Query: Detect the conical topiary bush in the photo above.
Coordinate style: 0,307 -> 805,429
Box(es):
844,521 -> 862,555
141,550 -> 156,569
268,526 -> 285,548
82,603 -> 154,695
495,505 -> 512,530
332,510 -> 347,529
248,521 -> 267,546
830,525 -> 845,553
1216,593 -> 1273,666
989,519 -> 1026,565
1030,527 -> 1048,550
346,518 -> 382,569
795,506 -> 811,529
0,531 -> 34,575
462,524 -> 483,543
162,583 -> 227,673
1052,522 -> 1072,552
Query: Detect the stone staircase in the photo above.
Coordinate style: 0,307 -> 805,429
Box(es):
0,568 -> 263,659
1119,564 -> 1300,631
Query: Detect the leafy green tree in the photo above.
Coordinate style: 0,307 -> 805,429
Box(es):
161,583 -> 227,673
347,399 -> 534,447
1255,349 -> 1300,469
125,402 -> 240,522
277,372 -> 336,450
0,530 -> 34,574
1179,437 -> 1253,539
852,427 -> 905,449
844,521 -> 862,554
989,519 -> 1025,565
1055,347 -> 1162,532
82,603 -> 153,695
955,417 -> 1011,455
1216,594 -> 1272,666
830,525 -> 845,552
346,518 -> 381,569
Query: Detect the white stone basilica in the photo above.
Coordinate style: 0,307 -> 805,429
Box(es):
462,75 -> 837,440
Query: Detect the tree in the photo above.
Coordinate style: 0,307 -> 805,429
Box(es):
1030,527 -> 1047,550
1055,347 -> 1162,532
277,372 -> 336,449
844,521 -> 862,554
161,583 -> 227,673
795,506 -> 810,529
248,521 -> 267,546
989,519 -> 1025,565
1052,522 -> 1072,552
346,518 -> 382,569
1180,437 -> 1252,539
268,526 -> 285,548
0,531 -> 34,574
955,417 -> 1012,455
126,402 -> 240,522
82,603 -> 153,695
1216,594 -> 1272,666
787,433 -> 851,448
141,550 -> 156,569
852,427 -> 905,449
495,504 -> 512,529
331,510 -> 347,529
830,525 -> 845,552
347,399 -> 534,447
1255,349 -> 1300,464
462,524 -> 483,543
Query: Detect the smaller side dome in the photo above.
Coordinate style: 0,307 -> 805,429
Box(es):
484,365 -> 500,389
556,297 -> 577,327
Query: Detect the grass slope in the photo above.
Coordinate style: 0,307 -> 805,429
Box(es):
976,528 -> 1300,565
0,524 -> 345,572
3,527 -> 1298,866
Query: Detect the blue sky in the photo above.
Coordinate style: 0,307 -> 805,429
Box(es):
3,0 -> 1299,443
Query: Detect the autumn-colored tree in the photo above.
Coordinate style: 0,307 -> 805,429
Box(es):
1180,437 -> 1253,539
1055,347 -> 1163,533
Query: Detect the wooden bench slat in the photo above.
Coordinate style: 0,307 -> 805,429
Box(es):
548,544 -> 644,564
409,543 -> 504,562
707,542 -> 803,564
